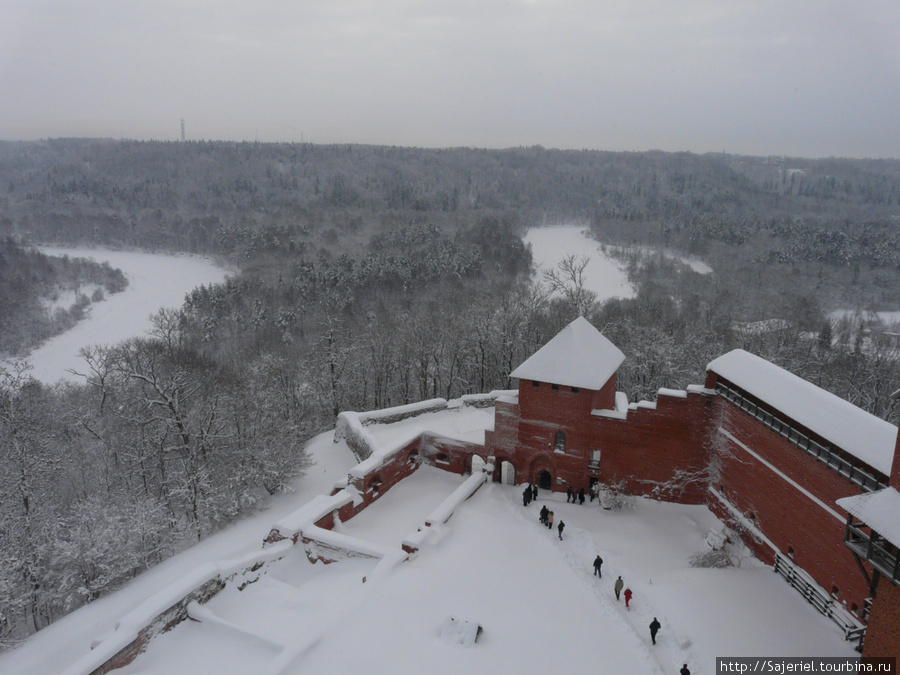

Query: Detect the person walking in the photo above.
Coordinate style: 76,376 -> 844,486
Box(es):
680,665 -> 691,675
593,555 -> 603,578
539,504 -> 548,525
547,511 -> 554,530
566,487 -> 573,503
649,617 -> 661,645
614,576 -> 624,601
623,587 -> 632,610
578,488 -> 585,505
532,484 -> 538,500
557,520 -> 565,540
523,485 -> 531,507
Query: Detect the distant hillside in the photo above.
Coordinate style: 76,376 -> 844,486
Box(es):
1,140 -> 897,256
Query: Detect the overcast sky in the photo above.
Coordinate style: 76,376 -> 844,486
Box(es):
2,1 -> 898,158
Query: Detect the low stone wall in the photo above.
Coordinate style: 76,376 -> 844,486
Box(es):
64,541 -> 293,675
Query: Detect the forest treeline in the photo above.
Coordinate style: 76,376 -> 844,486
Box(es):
1,140 -> 899,647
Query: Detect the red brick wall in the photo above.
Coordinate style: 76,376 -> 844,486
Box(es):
863,580 -> 900,658
591,393 -> 716,504
714,401 -> 874,618
487,383 -> 713,503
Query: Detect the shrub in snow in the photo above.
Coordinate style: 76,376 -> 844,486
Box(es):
688,548 -> 733,569
598,480 -> 634,511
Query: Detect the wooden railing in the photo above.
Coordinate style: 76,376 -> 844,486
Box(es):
716,383 -> 886,493
773,554 -> 866,646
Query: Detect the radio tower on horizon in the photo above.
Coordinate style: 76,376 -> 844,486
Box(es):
180,119 -> 185,142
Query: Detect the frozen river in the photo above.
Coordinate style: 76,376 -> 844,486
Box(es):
524,225 -> 636,302
22,247 -> 231,384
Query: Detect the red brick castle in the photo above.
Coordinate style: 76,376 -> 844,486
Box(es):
485,317 -> 900,658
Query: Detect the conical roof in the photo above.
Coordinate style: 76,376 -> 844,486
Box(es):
511,316 -> 625,391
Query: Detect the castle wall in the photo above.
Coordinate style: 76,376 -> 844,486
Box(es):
863,578 -> 900,657
592,392 -> 717,504
486,382 -> 713,504
713,399 -> 874,620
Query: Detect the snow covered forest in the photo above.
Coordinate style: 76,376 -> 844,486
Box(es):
1,139 -> 900,648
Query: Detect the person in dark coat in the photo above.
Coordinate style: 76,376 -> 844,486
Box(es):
566,486 -> 573,503
614,576 -> 624,600
623,587 -> 632,609
539,504 -> 549,525
578,488 -> 585,505
649,617 -> 661,644
532,484 -> 538,500
557,520 -> 565,540
593,555 -> 603,577
523,485 -> 531,507
680,665 -> 691,675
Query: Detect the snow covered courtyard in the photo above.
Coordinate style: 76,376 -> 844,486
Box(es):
0,417 -> 858,675
113,469 -> 855,674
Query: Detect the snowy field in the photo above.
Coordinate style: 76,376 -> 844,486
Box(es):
0,422 -> 857,674
524,226 -> 714,304
524,226 -> 636,301
20,247 -> 231,384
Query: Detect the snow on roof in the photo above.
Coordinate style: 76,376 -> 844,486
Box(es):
511,316 -> 625,390
707,350 -> 898,476
837,487 -> 900,546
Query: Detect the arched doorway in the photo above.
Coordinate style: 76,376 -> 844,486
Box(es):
471,454 -> 486,474
538,470 -> 552,490
501,460 -> 516,485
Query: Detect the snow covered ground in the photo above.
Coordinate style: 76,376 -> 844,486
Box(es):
20,247 -> 231,384
0,430 -> 358,675
0,412 -> 857,674
524,226 -> 714,305
113,469 -> 855,675
524,226 -> 636,301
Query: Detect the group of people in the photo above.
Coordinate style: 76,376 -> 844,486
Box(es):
521,484 -> 689,673
537,504 -> 565,539
566,486 -> 586,504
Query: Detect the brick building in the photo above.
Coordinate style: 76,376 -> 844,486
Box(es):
485,316 -> 900,656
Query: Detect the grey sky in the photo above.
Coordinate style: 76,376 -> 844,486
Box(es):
2,1 -> 898,158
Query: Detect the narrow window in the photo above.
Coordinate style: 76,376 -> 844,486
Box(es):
554,431 -> 566,453
552,384 -> 559,390
571,386 -> 579,393
532,380 -> 540,387
787,546 -> 795,559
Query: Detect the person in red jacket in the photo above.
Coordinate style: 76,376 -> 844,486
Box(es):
623,587 -> 633,609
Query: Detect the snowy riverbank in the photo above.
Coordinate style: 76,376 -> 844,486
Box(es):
21,247 -> 231,384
